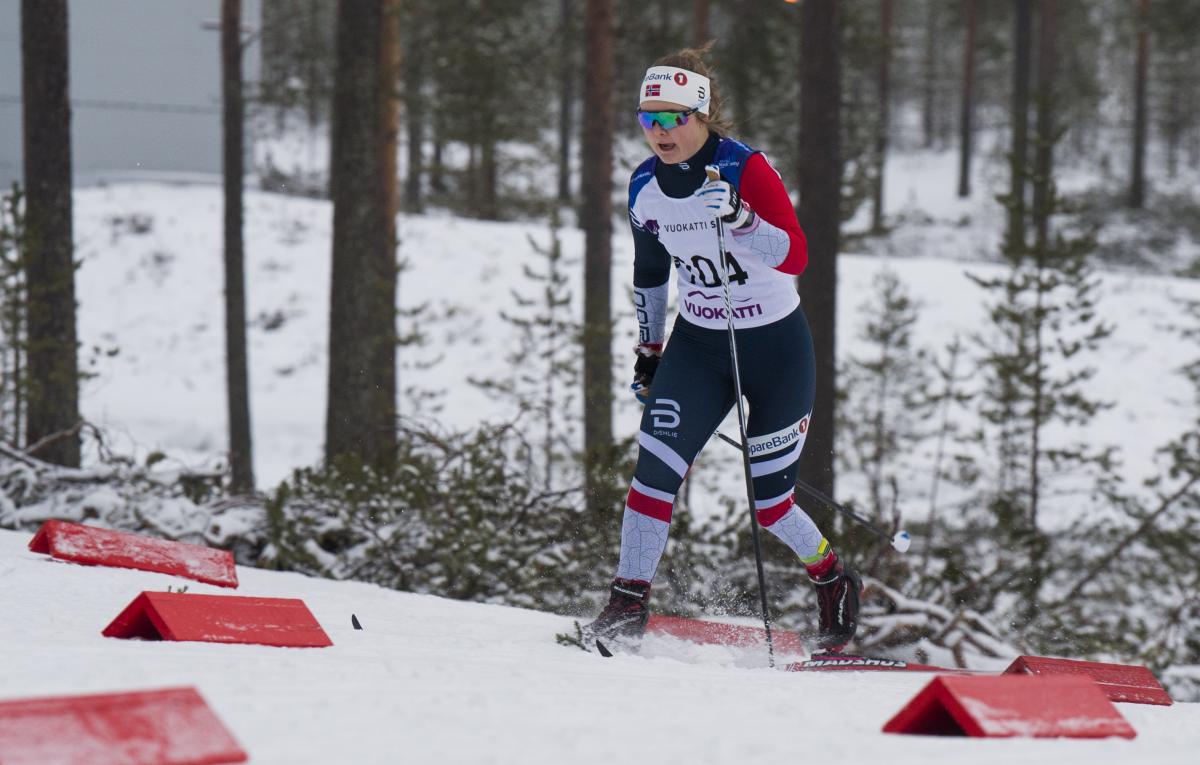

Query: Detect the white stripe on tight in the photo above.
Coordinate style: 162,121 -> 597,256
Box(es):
638,432 -> 689,478
630,477 -> 676,503
749,439 -> 803,478
754,489 -> 793,509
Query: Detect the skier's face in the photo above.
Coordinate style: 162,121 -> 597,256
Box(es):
639,99 -> 709,165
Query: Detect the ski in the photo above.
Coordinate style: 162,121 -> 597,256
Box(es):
555,623 -> 632,657
556,626 -> 968,672
787,653 -> 980,674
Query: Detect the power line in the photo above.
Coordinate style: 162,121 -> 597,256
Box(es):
0,94 -> 220,115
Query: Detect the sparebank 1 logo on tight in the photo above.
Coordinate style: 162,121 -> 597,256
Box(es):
651,398 -> 681,432
747,416 -> 809,457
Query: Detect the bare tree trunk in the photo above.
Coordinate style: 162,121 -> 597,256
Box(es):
21,0 -> 79,467
693,0 -> 710,46
325,0 -> 400,469
922,1 -> 938,149
871,0 -> 891,233
1007,0 -> 1033,253
480,139 -> 498,220
302,0 -> 329,128
403,3 -> 424,213
796,0 -> 842,498
1128,0 -> 1150,209
466,142 -> 478,211
429,5 -> 446,195
957,0 -> 978,198
221,0 -> 254,492
430,121 -> 445,194
557,0 -> 573,204
1163,57 -> 1183,179
1032,0 -> 1057,250
581,0 -> 615,512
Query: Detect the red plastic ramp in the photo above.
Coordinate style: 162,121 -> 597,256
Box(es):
646,614 -> 805,653
1005,654 -> 1173,705
29,520 -> 238,588
883,675 -> 1136,739
103,591 -> 333,648
0,686 -> 247,765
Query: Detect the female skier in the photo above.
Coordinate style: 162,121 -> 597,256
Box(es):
583,48 -> 862,653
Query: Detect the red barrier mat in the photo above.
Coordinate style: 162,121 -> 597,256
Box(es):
29,520 -> 238,588
103,591 -> 332,648
883,674 -> 1136,738
0,686 -> 247,765
1005,654 -> 1173,705
646,614 -> 806,654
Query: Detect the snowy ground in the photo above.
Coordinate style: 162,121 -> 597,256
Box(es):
1,527 -> 1196,764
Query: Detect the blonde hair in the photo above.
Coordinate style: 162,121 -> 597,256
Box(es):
654,43 -> 734,136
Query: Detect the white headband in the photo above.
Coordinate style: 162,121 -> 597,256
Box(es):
639,66 -> 711,115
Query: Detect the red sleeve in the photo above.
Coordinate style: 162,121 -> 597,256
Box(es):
737,152 -> 808,276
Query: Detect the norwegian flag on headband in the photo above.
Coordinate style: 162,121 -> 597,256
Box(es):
644,84 -> 661,98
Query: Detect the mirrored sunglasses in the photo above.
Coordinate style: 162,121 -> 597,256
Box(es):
636,107 -> 699,130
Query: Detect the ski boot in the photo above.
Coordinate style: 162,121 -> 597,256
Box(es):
809,557 -> 863,653
582,578 -> 651,645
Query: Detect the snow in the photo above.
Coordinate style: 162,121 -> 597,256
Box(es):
1,527 -> 1196,764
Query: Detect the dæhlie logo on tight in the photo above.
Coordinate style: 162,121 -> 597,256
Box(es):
651,399 -> 681,430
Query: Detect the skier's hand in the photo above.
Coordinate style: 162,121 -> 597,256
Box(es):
631,344 -> 661,405
696,177 -> 755,229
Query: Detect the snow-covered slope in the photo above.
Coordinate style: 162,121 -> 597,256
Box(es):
1,528 -> 1196,764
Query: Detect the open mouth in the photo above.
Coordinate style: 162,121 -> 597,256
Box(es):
657,142 -> 677,153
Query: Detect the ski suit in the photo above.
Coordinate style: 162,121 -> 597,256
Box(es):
615,132 -> 830,583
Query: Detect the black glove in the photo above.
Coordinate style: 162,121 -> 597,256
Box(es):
631,345 -> 661,404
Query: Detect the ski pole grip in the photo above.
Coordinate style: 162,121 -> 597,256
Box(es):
705,165 -> 720,182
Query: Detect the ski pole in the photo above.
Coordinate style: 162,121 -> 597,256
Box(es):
706,165 -> 776,668
714,431 -> 912,553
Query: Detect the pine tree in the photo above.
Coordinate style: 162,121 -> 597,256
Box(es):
0,187 -> 26,447
796,0 -> 843,498
957,0 -> 978,198
325,0 -> 401,469
428,0 -> 551,219
1007,0 -> 1033,250
21,0 -> 80,467
966,156 -> 1114,623
1039,294 -> 1200,662
469,213 -> 580,491
1128,0 -> 1151,208
1152,0 -> 1200,179
222,0 -> 254,493
870,0 -> 892,233
258,0 -> 336,128
837,269 -> 930,544
556,0 -> 576,204
580,0 -> 618,516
